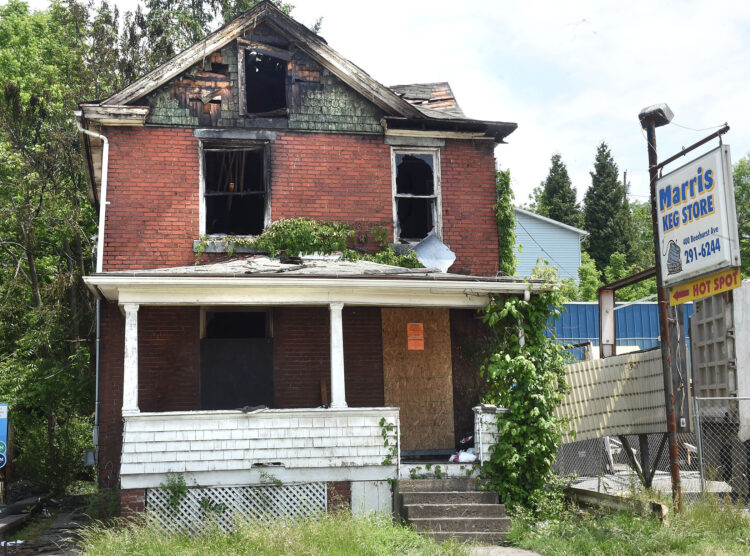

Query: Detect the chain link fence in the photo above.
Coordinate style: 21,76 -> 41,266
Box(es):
554,397 -> 750,507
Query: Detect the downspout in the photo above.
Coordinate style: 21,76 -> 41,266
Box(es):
74,112 -> 109,274
75,112 -> 109,448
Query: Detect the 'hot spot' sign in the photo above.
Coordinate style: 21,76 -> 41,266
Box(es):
656,145 -> 741,286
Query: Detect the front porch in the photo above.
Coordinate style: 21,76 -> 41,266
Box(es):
84,256 -> 530,516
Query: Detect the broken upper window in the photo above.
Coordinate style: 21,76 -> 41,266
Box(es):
393,150 -> 441,242
238,41 -> 290,116
203,142 -> 269,236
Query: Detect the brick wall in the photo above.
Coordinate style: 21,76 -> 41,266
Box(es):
104,127 -> 200,271
343,308 -> 384,407
442,139 -> 500,276
121,488 -> 145,519
138,307 -> 200,413
102,128 -> 499,276
98,304 -> 200,487
273,307 -> 384,409
327,481 -> 351,510
450,309 -> 492,445
98,302 -> 124,489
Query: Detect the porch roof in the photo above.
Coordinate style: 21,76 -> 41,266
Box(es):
83,256 -> 540,308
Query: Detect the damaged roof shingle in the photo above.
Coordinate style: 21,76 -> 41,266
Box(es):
389,82 -> 466,119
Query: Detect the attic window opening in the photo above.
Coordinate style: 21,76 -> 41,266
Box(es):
244,50 -> 287,114
393,151 -> 441,243
203,145 -> 268,236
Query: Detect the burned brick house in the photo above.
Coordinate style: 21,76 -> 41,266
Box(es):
78,1 -> 532,518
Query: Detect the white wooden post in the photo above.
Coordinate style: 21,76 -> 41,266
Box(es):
122,303 -> 140,415
329,302 -> 347,408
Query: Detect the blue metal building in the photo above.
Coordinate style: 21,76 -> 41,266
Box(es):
552,302 -> 694,360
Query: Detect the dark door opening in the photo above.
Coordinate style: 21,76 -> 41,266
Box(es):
200,311 -> 273,410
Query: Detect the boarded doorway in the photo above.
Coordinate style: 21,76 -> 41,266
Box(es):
381,308 -> 454,451
200,311 -> 273,410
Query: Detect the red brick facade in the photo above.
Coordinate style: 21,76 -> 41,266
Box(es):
120,488 -> 146,519
102,127 -> 499,276
327,481 -> 351,510
99,305 -> 384,486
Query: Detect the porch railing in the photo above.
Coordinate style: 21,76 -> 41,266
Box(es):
120,407 -> 399,480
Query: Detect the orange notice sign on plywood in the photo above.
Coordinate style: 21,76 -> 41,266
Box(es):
407,322 -> 424,350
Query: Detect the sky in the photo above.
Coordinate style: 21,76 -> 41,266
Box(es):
17,0 -> 750,207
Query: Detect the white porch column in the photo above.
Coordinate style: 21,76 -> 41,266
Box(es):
329,302 -> 347,408
122,303 -> 140,415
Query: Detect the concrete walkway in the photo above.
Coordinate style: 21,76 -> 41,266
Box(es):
470,547 -> 541,556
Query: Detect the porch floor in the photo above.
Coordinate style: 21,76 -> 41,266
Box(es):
399,462 -> 479,480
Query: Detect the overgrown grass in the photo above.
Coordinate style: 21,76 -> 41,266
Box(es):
78,511 -> 468,555
508,495 -> 750,555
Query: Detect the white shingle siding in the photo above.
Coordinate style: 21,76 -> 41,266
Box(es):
121,408 -> 399,478
473,404 -> 503,464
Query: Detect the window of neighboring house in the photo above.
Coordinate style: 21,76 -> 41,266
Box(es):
238,42 -> 289,116
392,149 -> 442,243
201,142 -> 269,236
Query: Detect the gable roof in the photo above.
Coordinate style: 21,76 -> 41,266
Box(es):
103,1 -> 421,118
91,2 -> 515,141
514,207 -> 589,237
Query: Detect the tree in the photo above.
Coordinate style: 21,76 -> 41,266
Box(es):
603,252 -> 656,302
629,201 -> 655,270
494,168 -> 516,276
733,154 -> 750,277
577,252 -> 602,301
583,142 -> 633,271
142,0 -> 295,68
538,153 -> 583,228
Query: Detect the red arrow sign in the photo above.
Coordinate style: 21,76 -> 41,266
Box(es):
673,289 -> 689,301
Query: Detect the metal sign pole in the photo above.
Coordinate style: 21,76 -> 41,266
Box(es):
641,107 -> 682,511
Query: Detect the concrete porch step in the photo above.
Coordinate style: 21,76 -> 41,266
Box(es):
410,516 -> 512,533
398,478 -> 481,492
400,491 -> 499,505
426,531 -> 509,544
404,503 -> 506,519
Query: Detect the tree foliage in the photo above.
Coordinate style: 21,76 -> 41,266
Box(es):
583,142 -> 633,271
495,169 -> 517,276
629,201 -> 655,270
538,153 -> 583,228
733,154 -> 750,277
480,267 -> 569,510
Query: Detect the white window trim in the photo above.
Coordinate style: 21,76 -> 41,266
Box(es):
198,140 -> 272,239
390,147 -> 442,243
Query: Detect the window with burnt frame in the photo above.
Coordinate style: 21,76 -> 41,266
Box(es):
238,41 -> 290,116
202,143 -> 269,236
393,150 -> 441,242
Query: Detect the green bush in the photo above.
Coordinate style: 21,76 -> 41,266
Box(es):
480,265 -> 569,512
15,413 -> 93,494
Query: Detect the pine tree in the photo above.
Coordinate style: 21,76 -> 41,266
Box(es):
583,142 -> 633,271
540,153 -> 583,228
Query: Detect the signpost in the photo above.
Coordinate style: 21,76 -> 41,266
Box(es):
656,145 -> 741,286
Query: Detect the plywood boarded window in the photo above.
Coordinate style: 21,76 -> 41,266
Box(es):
392,149 -> 441,243
202,142 -> 269,236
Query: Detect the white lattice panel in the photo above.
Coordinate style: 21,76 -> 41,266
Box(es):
146,483 -> 327,533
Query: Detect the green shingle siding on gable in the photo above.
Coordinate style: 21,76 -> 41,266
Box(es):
142,43 -> 383,133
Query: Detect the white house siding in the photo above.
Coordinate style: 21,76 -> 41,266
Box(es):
120,407 -> 399,489
514,210 -> 583,280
